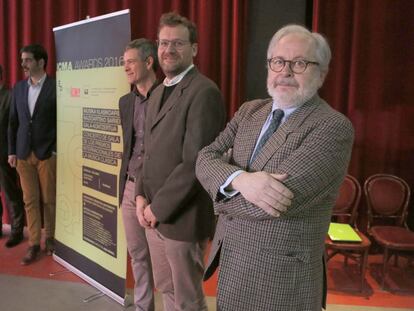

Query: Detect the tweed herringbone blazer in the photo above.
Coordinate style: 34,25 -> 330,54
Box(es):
196,95 -> 354,311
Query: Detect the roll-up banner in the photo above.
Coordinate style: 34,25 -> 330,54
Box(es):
53,10 -> 130,305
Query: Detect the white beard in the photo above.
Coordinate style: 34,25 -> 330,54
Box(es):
267,76 -> 321,108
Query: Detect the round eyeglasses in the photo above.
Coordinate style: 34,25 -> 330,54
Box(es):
157,39 -> 190,50
267,57 -> 319,74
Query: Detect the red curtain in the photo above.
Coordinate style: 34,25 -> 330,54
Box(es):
0,0 -> 247,117
313,0 -> 414,227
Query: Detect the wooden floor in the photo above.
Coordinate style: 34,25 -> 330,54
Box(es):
1,225 -> 413,310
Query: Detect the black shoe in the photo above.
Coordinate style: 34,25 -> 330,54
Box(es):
21,245 -> 41,265
5,233 -> 23,248
45,237 -> 55,256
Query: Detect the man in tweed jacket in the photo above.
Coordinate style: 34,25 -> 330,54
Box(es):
196,25 -> 354,310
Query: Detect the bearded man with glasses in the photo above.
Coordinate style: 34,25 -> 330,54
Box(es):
135,12 -> 226,311
196,24 -> 354,311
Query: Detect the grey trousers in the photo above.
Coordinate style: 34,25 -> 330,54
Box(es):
145,228 -> 208,311
121,180 -> 154,311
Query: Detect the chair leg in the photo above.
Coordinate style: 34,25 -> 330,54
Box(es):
394,254 -> 398,267
326,249 -> 338,262
361,249 -> 369,292
382,248 -> 389,290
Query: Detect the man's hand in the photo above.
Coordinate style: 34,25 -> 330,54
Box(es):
221,148 -> 233,163
231,172 -> 293,217
8,155 -> 17,168
143,205 -> 158,228
136,195 -> 151,228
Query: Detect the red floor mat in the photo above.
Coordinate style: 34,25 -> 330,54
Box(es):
1,228 -> 413,308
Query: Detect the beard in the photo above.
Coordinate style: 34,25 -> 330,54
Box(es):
160,59 -> 181,76
267,76 -> 321,108
159,50 -> 190,79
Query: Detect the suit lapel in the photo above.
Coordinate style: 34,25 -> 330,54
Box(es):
149,85 -> 164,130
21,82 -> 31,119
151,68 -> 197,130
125,94 -> 135,147
240,100 -> 272,169
251,96 -> 321,170
31,76 -> 50,118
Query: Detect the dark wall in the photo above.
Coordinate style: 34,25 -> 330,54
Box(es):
245,0 -> 310,102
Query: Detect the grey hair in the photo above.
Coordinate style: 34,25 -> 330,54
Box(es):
125,38 -> 159,72
267,24 -> 331,73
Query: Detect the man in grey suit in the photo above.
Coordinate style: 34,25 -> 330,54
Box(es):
118,38 -> 158,311
196,25 -> 354,310
0,64 -> 24,245
135,12 -> 226,311
8,44 -> 56,265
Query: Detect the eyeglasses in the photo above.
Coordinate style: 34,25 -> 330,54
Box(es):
157,39 -> 190,50
267,57 -> 319,74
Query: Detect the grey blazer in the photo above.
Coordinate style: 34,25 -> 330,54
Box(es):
118,91 -> 135,205
136,67 -> 226,242
196,95 -> 354,311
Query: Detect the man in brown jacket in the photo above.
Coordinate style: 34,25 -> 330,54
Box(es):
135,12 -> 225,311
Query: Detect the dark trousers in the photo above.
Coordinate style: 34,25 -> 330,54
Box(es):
0,159 -> 24,235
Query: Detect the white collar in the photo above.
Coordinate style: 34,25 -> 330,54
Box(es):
28,73 -> 47,87
271,101 -> 297,122
163,64 -> 194,87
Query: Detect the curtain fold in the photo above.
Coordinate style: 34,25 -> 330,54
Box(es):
313,0 -> 414,228
0,0 -> 247,117
0,0 -> 247,227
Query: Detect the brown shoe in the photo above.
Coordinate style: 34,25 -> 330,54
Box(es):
45,238 -> 55,256
21,245 -> 41,265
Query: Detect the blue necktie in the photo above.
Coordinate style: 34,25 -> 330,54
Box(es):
251,109 -> 284,162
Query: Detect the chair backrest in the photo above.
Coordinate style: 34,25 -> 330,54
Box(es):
331,174 -> 361,226
364,174 -> 411,228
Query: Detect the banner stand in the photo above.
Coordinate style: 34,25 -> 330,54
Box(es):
53,255 -> 133,306
53,9 -> 131,306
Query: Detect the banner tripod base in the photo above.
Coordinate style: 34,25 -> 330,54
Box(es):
83,292 -> 105,303
49,269 -> 70,277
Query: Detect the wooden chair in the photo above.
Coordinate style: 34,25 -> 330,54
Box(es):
325,174 -> 371,291
365,173 -> 414,290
